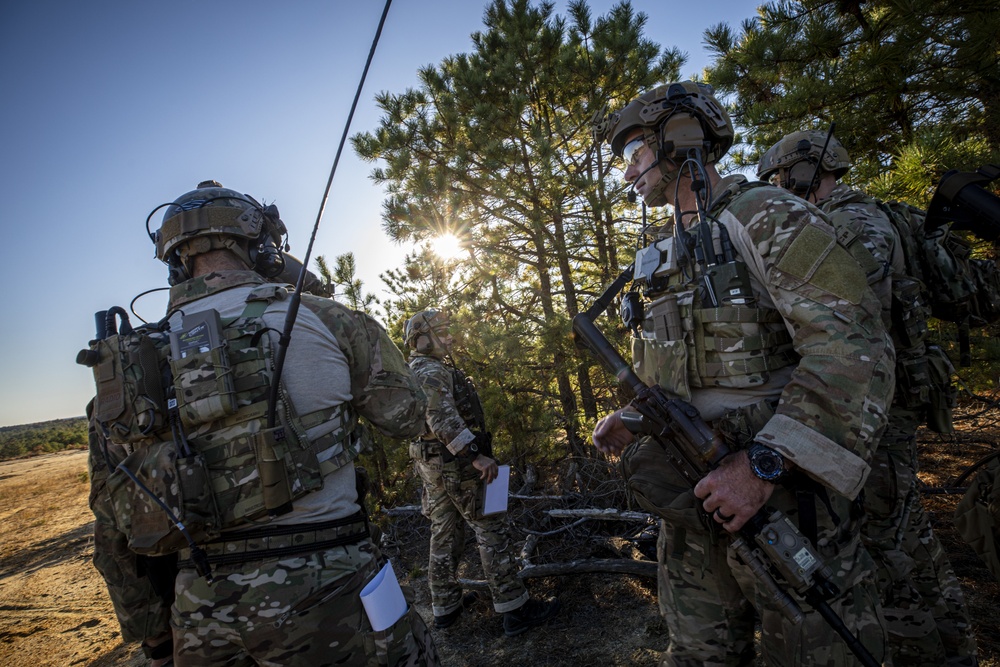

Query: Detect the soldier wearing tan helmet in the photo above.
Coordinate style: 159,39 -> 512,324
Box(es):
85,181 -> 439,666
404,309 -> 560,637
592,84 -> 895,664
761,132 -> 978,667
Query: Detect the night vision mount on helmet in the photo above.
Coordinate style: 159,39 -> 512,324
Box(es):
592,81 -> 734,207
757,130 -> 851,196
148,180 -> 289,286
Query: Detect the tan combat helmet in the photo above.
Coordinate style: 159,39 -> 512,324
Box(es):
150,180 -> 288,285
405,309 -> 451,358
757,130 -> 851,196
594,81 -> 734,206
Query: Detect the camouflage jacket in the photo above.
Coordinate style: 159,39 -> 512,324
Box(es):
701,176 -> 895,499
408,353 -> 476,456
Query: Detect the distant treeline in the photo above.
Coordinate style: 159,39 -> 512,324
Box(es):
0,417 -> 87,461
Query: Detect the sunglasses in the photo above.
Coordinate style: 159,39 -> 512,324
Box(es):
622,137 -> 650,167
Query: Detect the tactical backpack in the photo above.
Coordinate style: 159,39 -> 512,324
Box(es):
879,200 -> 1000,365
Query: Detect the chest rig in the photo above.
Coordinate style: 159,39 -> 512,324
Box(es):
81,285 -> 362,556
625,188 -> 797,401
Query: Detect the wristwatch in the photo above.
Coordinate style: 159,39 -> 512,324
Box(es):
747,443 -> 787,483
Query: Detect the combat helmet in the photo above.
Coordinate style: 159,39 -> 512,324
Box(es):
150,180 -> 288,285
594,81 -> 734,206
757,130 -> 851,196
405,309 -> 451,358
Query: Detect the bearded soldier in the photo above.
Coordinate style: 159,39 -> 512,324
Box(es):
591,83 -> 895,665
759,132 -> 978,667
404,309 -> 559,637
83,181 -> 439,666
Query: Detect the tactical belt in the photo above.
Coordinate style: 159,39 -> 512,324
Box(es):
177,511 -> 369,568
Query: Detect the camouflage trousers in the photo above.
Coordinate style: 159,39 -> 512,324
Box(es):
171,539 -> 439,666
864,410 -> 977,667
411,446 -> 528,615
655,484 -> 890,667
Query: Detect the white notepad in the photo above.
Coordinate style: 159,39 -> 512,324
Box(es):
360,560 -> 408,631
483,464 -> 510,515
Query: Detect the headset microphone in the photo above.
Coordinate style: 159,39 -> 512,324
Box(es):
627,188 -> 637,203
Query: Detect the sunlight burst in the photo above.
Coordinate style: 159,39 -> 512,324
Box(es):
430,233 -> 464,260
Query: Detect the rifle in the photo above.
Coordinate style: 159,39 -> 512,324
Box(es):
572,309 -> 880,667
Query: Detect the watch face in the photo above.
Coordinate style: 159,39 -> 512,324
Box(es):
751,446 -> 783,480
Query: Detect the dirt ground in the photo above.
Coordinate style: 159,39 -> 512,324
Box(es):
1,410 -> 998,666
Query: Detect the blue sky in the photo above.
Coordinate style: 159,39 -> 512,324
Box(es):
0,0 -> 761,427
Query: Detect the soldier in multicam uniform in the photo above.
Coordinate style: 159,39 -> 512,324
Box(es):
404,309 -> 560,637
759,132 -> 978,667
591,82 -> 895,665
85,181 -> 439,666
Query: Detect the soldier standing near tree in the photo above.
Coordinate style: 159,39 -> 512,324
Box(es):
404,308 -> 559,637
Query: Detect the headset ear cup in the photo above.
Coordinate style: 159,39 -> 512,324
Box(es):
253,243 -> 285,278
787,160 -> 818,195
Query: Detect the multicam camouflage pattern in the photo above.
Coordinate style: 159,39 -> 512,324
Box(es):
408,354 -> 528,615
172,541 -> 439,666
656,493 -> 890,667
87,400 -> 173,644
410,444 -> 528,615
299,290 -> 428,441
636,176 -> 895,665
820,185 -> 978,666
408,354 -> 475,451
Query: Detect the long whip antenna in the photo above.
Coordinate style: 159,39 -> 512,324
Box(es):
267,0 -> 393,427
805,121 -> 836,202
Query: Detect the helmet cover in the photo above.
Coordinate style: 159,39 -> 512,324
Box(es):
595,82 -> 734,206
757,130 -> 851,187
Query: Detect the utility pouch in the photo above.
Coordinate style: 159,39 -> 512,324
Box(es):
925,345 -> 957,434
168,310 -> 237,430
890,276 -> 931,349
106,441 -> 221,555
895,356 -> 931,409
90,329 -> 171,445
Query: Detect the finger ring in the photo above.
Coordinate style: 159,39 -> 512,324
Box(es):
714,508 -> 735,522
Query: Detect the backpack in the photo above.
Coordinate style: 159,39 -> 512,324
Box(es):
878,200 -> 979,324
